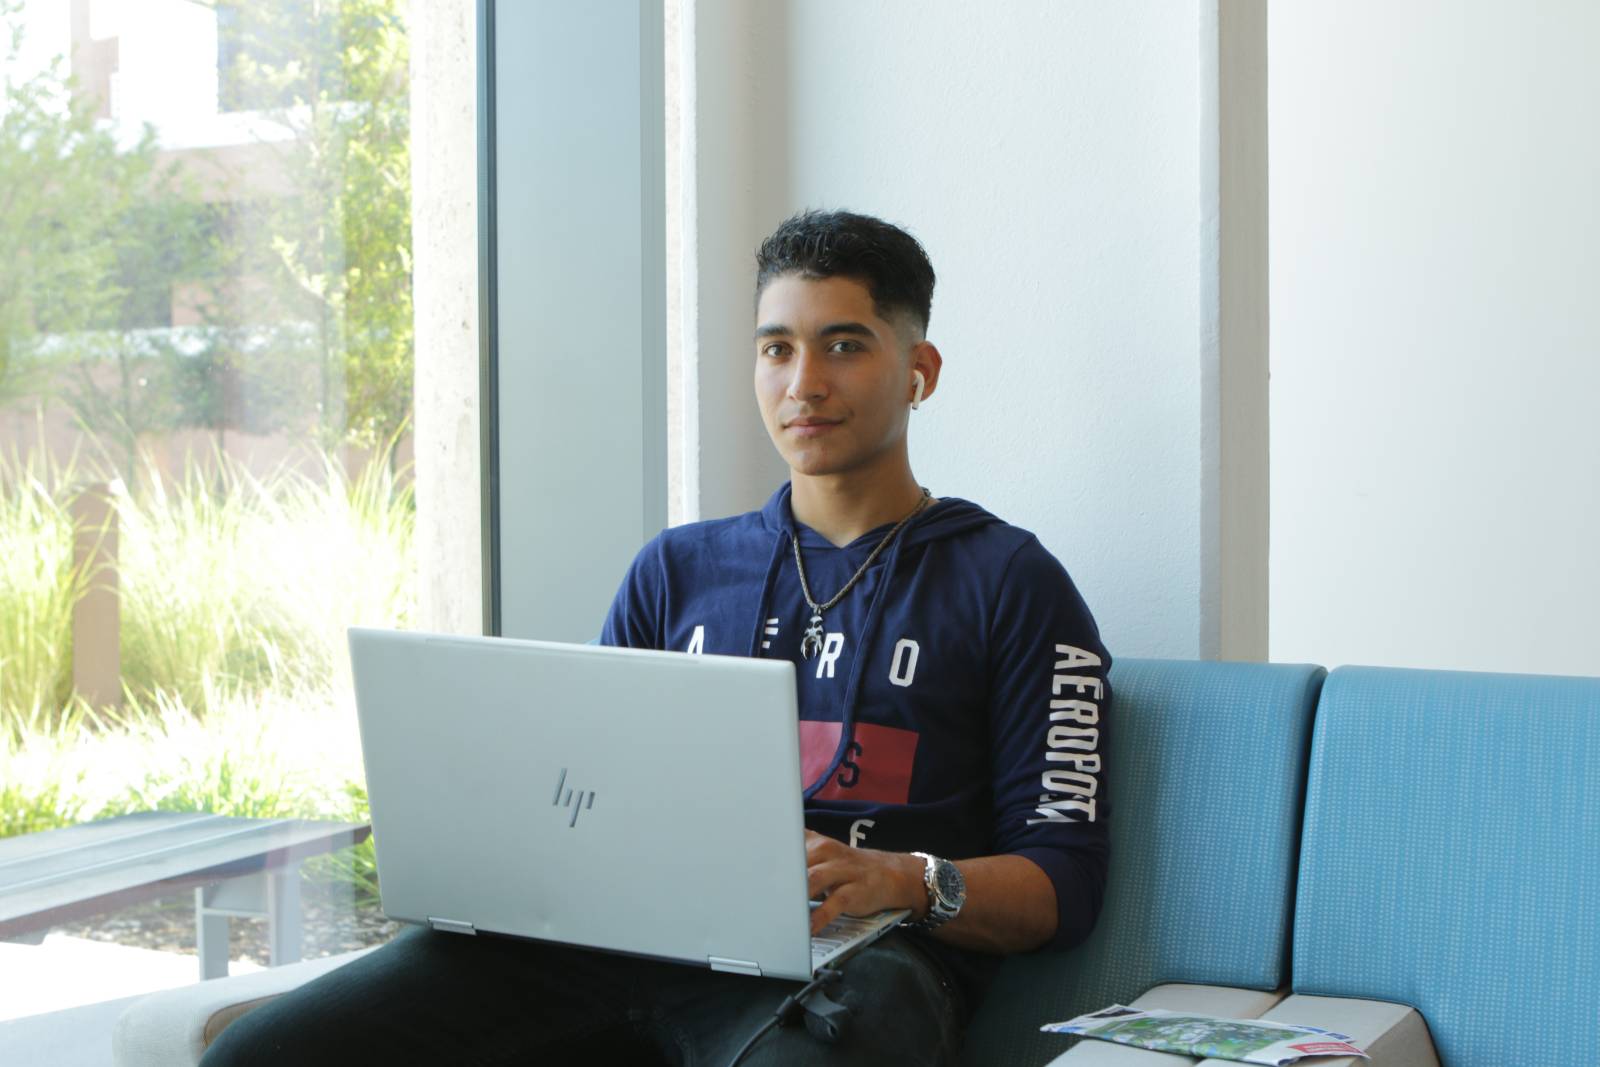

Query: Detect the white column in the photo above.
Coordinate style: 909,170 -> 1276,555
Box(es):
1203,0 -> 1270,660
411,0 -> 482,636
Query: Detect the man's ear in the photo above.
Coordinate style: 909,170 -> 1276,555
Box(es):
909,341 -> 943,407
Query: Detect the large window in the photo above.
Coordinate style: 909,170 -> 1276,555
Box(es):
0,0 -> 418,1016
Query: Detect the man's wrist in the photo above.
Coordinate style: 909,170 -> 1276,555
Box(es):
895,851 -> 932,918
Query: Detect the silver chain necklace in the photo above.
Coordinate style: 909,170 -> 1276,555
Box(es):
793,488 -> 932,659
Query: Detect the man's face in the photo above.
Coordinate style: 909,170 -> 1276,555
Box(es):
754,273 -> 916,480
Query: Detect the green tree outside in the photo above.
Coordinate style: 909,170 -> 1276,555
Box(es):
0,0 -> 413,465
216,0 -> 414,452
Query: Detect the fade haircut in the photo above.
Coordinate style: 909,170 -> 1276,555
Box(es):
754,209 -> 936,340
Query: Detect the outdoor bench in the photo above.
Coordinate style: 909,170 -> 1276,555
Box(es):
0,811 -> 368,981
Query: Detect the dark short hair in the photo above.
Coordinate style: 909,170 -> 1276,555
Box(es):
754,210 -> 936,338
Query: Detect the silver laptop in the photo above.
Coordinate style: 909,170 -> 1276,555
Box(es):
347,628 -> 906,981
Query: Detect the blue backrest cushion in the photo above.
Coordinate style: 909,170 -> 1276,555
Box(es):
963,658 -> 1325,1066
1294,666 -> 1600,1067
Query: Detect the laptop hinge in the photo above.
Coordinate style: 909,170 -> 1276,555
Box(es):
707,956 -> 762,977
428,917 -> 476,935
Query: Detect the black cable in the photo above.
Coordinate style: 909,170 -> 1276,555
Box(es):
724,1014 -> 782,1067
725,967 -> 844,1067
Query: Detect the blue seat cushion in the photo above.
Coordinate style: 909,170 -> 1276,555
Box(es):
1294,666 -> 1600,1067
963,659 -> 1324,1066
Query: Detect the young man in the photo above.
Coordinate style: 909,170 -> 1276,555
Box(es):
202,210 -> 1110,1066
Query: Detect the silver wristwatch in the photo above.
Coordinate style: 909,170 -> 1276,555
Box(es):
907,852 -> 966,930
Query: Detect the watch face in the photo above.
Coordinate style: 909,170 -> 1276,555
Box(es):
933,859 -> 966,907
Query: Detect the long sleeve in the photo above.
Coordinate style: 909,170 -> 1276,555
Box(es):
983,536 -> 1112,950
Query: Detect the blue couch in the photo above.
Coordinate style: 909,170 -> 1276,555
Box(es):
115,658 -> 1600,1066
962,660 -> 1600,1067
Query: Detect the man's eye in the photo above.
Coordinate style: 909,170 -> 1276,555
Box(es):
830,340 -> 861,353
761,343 -> 787,358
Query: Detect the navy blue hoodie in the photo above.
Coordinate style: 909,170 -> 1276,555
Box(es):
601,484 -> 1110,990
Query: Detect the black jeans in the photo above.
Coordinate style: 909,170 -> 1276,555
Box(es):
199,925 -> 971,1066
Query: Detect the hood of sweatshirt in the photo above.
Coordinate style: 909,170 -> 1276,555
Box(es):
754,481 -> 1003,548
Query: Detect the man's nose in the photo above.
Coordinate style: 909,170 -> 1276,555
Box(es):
787,349 -> 828,402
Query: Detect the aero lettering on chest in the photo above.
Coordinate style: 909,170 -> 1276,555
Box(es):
807,634 -> 922,685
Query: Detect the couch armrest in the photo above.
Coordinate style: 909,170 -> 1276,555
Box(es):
112,947 -> 378,1067
1193,994 -> 1439,1067
1045,984 -> 1289,1065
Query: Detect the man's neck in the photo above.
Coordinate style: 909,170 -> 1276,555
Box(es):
790,467 -> 927,548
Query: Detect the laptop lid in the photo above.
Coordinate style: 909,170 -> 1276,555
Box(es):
347,628 -> 819,980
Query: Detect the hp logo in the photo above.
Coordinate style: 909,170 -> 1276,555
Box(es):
551,768 -> 596,827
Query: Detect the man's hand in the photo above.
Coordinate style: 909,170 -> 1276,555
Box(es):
805,829 -> 925,935
804,831 -> 1061,952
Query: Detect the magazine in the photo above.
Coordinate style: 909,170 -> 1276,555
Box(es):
1042,1004 -> 1369,1065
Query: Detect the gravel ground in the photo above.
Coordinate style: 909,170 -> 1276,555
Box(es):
55,880 -> 403,965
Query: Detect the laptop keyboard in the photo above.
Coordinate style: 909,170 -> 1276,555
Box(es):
810,912 -> 892,967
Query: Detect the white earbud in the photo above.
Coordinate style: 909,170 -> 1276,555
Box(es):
911,371 -> 926,410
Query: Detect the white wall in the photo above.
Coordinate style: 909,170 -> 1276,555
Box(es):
686,1 -> 1219,659
1269,2 -> 1600,676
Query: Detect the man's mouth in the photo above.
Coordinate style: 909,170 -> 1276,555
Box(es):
785,416 -> 841,437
